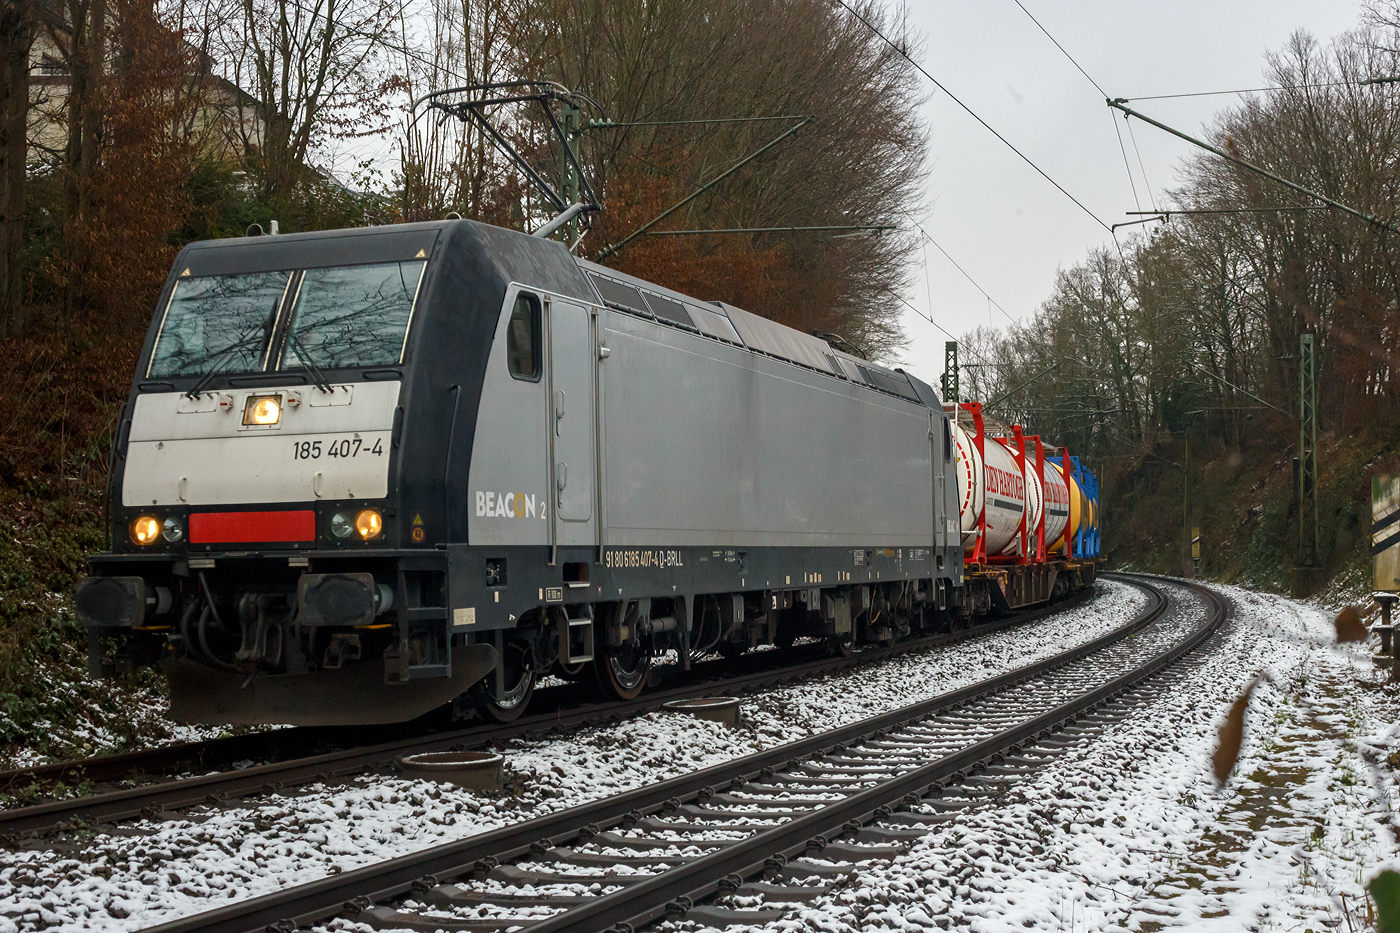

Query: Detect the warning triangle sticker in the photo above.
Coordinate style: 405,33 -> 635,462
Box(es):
414,249 -> 426,258
180,268 -> 191,276
412,513 -> 423,526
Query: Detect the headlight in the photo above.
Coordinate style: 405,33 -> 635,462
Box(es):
162,517 -> 183,542
130,515 -> 160,545
243,395 -> 281,425
355,509 -> 382,540
330,512 -> 353,538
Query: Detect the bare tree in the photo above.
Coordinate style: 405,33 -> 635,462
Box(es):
510,0 -> 927,360
217,0 -> 398,216
0,0 -> 34,336
394,0 -> 524,223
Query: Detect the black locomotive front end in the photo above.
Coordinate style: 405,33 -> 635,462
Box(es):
76,220 -> 557,726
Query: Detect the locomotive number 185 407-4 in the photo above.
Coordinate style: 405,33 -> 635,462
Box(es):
292,436 -> 385,460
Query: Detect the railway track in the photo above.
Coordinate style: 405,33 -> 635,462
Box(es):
135,574 -> 1222,933
0,588 -> 1094,838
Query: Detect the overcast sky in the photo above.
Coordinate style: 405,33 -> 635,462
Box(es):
890,0 -> 1366,387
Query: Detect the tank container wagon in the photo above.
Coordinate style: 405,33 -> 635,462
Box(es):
947,401 -> 1101,617
75,218 -> 975,727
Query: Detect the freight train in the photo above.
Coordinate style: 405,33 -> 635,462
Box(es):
75,218 -> 1101,727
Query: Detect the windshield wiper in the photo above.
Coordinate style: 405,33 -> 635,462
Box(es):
184,328 -> 264,400
287,330 -> 333,394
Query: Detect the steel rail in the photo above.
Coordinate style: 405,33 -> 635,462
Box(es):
567,576 -> 1226,933
1,589 -> 1092,837
136,576 -> 1173,933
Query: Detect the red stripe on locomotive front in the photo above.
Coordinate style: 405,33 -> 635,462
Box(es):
189,510 -> 317,544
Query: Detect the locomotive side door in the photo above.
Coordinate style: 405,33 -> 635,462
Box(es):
931,411 -> 945,549
547,298 -> 597,546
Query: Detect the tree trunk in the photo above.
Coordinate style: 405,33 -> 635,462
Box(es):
0,0 -> 31,338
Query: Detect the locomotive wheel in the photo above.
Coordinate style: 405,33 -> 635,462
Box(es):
597,600 -> 650,700
484,641 -> 535,722
828,634 -> 854,658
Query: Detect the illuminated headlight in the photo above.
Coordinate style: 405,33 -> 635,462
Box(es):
130,515 -> 161,546
162,517 -> 183,542
330,512 -> 354,539
355,509 -> 382,540
243,395 -> 281,425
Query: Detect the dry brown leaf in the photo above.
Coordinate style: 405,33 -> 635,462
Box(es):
1336,606 -> 1368,643
1212,679 -> 1258,785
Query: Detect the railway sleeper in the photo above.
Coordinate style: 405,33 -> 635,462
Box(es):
683,902 -> 795,924
425,886 -> 593,909
807,841 -> 907,861
683,905 -> 792,925
362,905 -> 530,933
675,803 -> 803,821
541,846 -> 697,868
486,864 -> 647,887
732,880 -> 832,902
713,786 -> 848,804
584,831 -> 732,852
770,859 -> 861,882
854,825 -> 935,844
632,817 -> 763,835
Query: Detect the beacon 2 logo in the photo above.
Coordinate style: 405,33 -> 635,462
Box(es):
476,490 -> 545,519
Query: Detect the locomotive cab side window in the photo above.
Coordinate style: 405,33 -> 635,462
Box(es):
943,418 -> 952,462
506,293 -> 542,381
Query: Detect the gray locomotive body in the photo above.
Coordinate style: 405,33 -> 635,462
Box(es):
77,218 -> 963,726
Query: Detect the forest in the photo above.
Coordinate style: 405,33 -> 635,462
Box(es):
958,7 -> 1400,592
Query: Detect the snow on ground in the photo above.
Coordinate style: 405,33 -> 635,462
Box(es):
0,582 -> 1146,932
678,583 -> 1400,933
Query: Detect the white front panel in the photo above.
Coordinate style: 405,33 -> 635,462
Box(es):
122,382 -> 400,507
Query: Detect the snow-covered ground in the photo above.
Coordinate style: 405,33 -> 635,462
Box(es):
0,581 -> 1146,932
676,583 -> 1400,933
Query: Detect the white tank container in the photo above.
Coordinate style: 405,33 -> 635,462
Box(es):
951,422 -> 1027,557
999,436 -> 1042,558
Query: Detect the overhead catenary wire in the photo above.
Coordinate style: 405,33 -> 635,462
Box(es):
1009,2 -> 1158,218
901,209 -> 1018,326
1122,81 -> 1358,102
1011,0 -> 1107,97
1111,113 -> 1143,213
832,0 -> 1112,234
1124,117 -> 1158,213
890,290 -> 1005,375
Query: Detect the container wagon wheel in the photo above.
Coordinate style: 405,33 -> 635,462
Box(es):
484,639 -> 535,723
597,600 -> 650,700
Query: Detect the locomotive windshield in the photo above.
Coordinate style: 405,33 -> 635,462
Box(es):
146,260 -> 426,378
281,260 -> 426,369
147,272 -> 291,377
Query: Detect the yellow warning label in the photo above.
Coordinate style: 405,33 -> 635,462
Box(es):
180,268 -> 191,276
412,513 -> 424,526
414,249 -> 427,258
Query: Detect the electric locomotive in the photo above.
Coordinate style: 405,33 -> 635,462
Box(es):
77,218 -> 980,726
